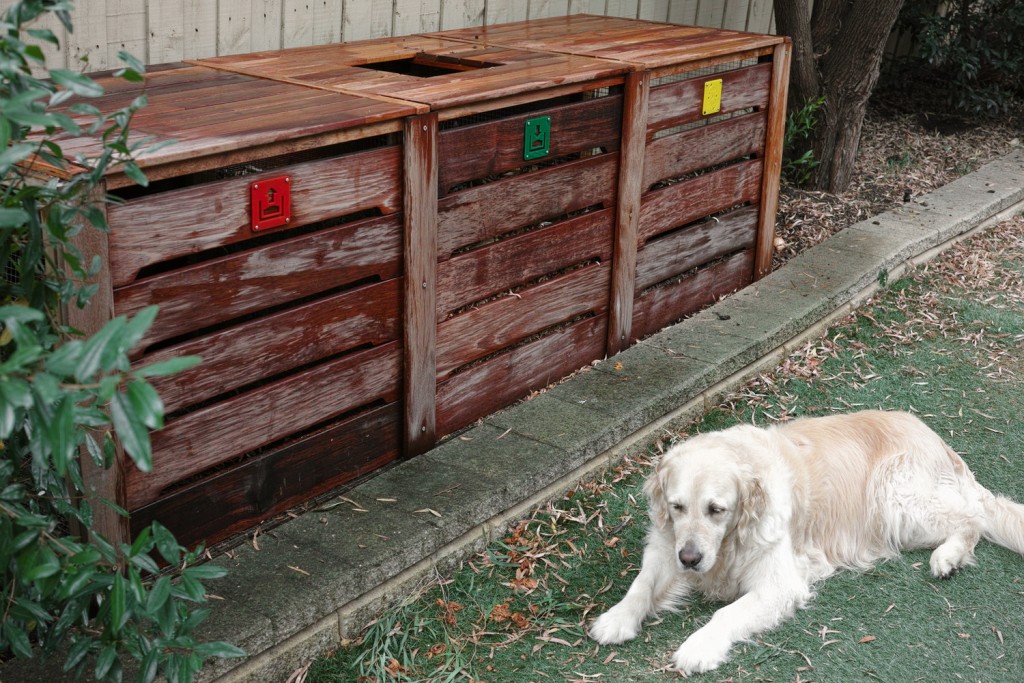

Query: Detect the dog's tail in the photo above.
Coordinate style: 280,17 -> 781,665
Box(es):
982,493 -> 1024,555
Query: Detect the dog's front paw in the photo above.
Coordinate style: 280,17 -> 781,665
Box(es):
589,606 -> 641,645
671,630 -> 732,674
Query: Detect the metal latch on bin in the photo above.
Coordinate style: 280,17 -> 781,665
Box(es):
524,116 -> 551,161
702,78 -> 723,116
251,176 -> 291,231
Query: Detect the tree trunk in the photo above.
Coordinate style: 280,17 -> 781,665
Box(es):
812,0 -> 905,191
773,0 -> 906,192
773,0 -> 818,114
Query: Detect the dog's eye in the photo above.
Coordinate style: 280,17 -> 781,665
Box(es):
707,504 -> 726,516
671,503 -> 686,514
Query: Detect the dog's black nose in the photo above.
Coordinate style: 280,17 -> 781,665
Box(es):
678,543 -> 702,569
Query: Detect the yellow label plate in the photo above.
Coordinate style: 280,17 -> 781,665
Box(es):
702,78 -> 723,116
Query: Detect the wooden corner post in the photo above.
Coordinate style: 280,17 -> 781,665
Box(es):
64,186 -> 132,549
754,39 -> 793,280
607,69 -> 650,356
403,112 -> 439,457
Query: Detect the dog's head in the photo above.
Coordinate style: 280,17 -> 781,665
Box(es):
645,426 -> 770,573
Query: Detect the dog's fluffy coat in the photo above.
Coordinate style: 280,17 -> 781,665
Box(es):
589,410 -> 1024,674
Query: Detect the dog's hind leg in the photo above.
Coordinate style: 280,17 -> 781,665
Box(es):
590,526 -> 684,645
929,526 -> 981,578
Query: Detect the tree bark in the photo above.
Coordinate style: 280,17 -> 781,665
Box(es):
813,0 -> 905,191
773,0 -> 906,192
773,0 -> 818,113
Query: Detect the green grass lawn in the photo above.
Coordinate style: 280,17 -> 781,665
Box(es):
310,218 -> 1024,682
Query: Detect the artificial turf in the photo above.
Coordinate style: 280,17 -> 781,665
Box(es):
309,219 -> 1024,682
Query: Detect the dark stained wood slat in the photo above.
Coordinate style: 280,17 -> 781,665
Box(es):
132,342 -> 401,508
646,63 -> 772,134
638,159 -> 763,245
642,112 -> 767,189
114,214 -> 402,347
437,153 -> 618,257
145,278 -> 400,413
435,314 -> 608,437
107,145 -> 402,286
631,250 -> 755,341
130,403 -> 401,548
435,208 -> 613,316
437,94 -> 622,191
635,206 -> 758,291
436,262 -> 610,377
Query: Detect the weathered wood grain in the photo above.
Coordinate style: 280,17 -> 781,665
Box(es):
437,152 -> 617,257
638,159 -> 763,245
437,262 -> 610,376
436,208 -> 613,315
145,278 -> 400,412
130,403 -> 400,547
62,188 -> 131,548
403,113 -> 440,456
435,314 -> 607,436
642,111 -> 766,188
43,65 -> 413,175
607,70 -> 648,355
631,250 -> 754,340
130,342 -> 400,508
114,213 -> 402,348
635,205 -> 758,290
755,41 -> 792,279
431,14 -> 784,69
646,63 -> 772,134
107,144 -> 402,285
437,94 -> 622,191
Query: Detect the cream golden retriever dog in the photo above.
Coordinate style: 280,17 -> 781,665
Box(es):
589,410 -> 1024,675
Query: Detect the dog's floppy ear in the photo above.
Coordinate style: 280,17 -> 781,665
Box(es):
737,467 -> 767,530
643,457 -> 670,529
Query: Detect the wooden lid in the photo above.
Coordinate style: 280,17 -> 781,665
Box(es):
192,35 -> 631,111
41,63 -> 416,176
428,14 -> 787,69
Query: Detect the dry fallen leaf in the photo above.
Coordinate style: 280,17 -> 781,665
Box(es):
859,635 -> 877,644
414,508 -> 442,518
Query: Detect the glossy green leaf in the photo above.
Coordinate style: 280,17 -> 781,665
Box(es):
109,573 -> 127,635
110,390 -> 152,472
134,355 -> 202,378
49,69 -> 105,98
125,380 -> 163,430
75,315 -> 126,382
146,576 -> 172,613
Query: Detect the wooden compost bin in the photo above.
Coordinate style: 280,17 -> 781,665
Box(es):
40,16 -> 789,550
45,64 -> 416,548
433,15 -> 792,353
195,36 -> 634,451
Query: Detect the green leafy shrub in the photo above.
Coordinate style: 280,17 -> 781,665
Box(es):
898,0 -> 1024,115
782,95 -> 825,186
1,2 -> 242,680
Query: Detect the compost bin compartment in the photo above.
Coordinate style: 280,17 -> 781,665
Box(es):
113,136 -> 407,546
433,91 -> 623,435
41,63 -> 414,549
193,35 -> 634,445
431,14 -> 791,350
